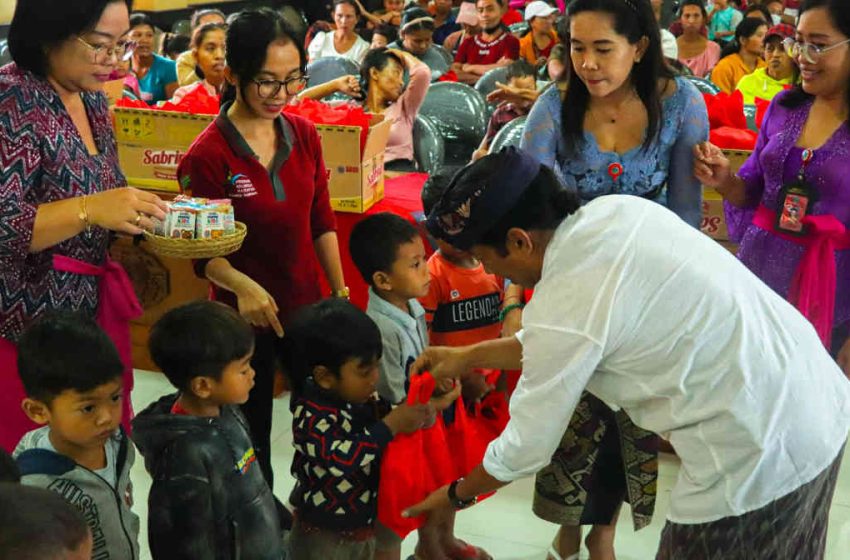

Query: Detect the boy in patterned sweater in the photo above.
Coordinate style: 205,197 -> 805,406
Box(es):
282,299 -> 432,560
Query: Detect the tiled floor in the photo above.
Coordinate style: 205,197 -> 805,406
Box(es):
130,369 -> 850,559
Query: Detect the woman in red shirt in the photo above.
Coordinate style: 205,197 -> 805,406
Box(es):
177,8 -> 347,489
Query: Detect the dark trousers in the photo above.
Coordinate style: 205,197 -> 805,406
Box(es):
243,330 -> 285,489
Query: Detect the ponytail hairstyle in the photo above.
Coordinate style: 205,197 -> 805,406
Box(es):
357,47 -> 404,101
719,16 -> 767,59
191,22 -> 227,80
780,0 -> 850,118
222,8 -> 306,105
561,0 -> 673,156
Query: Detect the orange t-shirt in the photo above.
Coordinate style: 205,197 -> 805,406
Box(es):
419,252 -> 504,347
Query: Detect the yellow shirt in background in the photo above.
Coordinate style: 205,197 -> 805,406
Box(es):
710,53 -> 766,94
735,68 -> 796,104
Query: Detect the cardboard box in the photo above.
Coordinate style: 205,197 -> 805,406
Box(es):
113,107 -> 213,192
132,0 -> 188,11
316,116 -> 393,213
701,187 -> 728,240
103,79 -> 125,107
699,149 -> 752,242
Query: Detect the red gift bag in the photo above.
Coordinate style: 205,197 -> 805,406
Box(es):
377,373 -> 451,539
284,98 -> 372,156
710,126 -> 758,150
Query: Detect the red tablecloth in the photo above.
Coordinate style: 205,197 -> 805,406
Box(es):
320,173 -> 433,309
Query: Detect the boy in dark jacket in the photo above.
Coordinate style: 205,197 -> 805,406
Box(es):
13,313 -> 139,560
132,301 -> 283,560
281,299 -> 431,560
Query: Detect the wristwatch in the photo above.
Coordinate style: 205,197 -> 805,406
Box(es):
448,478 -> 478,510
332,287 -> 350,299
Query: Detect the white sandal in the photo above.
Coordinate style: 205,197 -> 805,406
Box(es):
546,545 -> 579,560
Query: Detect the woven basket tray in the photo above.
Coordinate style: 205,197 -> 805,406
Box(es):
143,221 -> 247,259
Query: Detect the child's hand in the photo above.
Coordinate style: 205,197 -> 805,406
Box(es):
430,381 -> 462,412
461,371 -> 493,403
384,403 -> 431,435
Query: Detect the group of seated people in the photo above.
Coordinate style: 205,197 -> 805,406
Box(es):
114,0 -> 804,179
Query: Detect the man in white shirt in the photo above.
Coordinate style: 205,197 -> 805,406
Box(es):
405,147 -> 850,559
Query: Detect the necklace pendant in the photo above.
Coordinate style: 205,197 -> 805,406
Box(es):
608,162 -> 624,182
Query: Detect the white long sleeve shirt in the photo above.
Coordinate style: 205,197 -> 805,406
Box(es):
483,195 -> 850,524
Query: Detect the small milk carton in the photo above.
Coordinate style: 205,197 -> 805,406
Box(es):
168,208 -> 197,239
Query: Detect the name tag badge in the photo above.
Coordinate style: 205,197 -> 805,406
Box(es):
776,181 -> 814,235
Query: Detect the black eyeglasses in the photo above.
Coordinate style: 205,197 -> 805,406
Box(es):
252,75 -> 310,98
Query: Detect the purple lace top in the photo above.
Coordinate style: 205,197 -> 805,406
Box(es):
725,90 -> 850,328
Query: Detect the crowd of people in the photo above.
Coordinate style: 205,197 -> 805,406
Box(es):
0,0 -> 849,560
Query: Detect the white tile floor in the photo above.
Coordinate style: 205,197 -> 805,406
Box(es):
130,369 -> 850,560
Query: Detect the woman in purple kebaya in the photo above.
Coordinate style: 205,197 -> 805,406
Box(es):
696,0 -> 850,377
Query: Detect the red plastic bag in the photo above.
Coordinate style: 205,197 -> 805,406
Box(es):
702,90 -> 747,130
710,126 -> 758,150
438,70 -> 459,82
473,390 -> 510,443
754,96 -> 771,130
115,97 -> 150,109
284,98 -> 372,156
377,373 -> 441,539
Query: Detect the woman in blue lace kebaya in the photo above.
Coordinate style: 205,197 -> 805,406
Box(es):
520,1 -> 709,559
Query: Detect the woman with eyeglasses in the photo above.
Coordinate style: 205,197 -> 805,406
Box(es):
127,12 -> 178,104
0,0 -> 168,452
176,8 -> 347,491
697,0 -> 850,379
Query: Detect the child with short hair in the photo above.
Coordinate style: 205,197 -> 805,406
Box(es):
132,301 -> 283,560
417,173 -> 522,559
13,312 -> 139,560
0,483 -> 92,560
350,212 -> 432,405
349,213 -> 466,560
472,59 -> 538,161
282,299 -> 432,560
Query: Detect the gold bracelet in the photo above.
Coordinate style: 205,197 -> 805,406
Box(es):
78,195 -> 91,233
332,287 -> 351,299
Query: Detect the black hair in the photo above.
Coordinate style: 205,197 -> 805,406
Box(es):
162,33 -> 190,58
421,172 -> 456,216
401,8 -> 436,35
129,11 -> 154,32
561,0 -> 674,155
280,299 -> 382,397
506,58 -> 536,81
17,312 -> 123,405
781,0 -> 850,116
720,16 -> 767,58
190,22 -> 227,79
358,47 -> 404,100
678,0 -> 708,20
349,212 -> 420,285
744,5 -> 773,23
8,0 -> 133,76
0,484 -> 90,560
0,450 -> 20,483
221,8 -> 306,105
374,23 -> 399,44
456,157 -> 580,256
334,0 -> 361,17
149,301 -> 254,392
191,8 -> 226,29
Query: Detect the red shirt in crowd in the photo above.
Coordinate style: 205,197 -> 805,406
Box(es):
178,105 -> 336,324
454,30 -> 521,65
